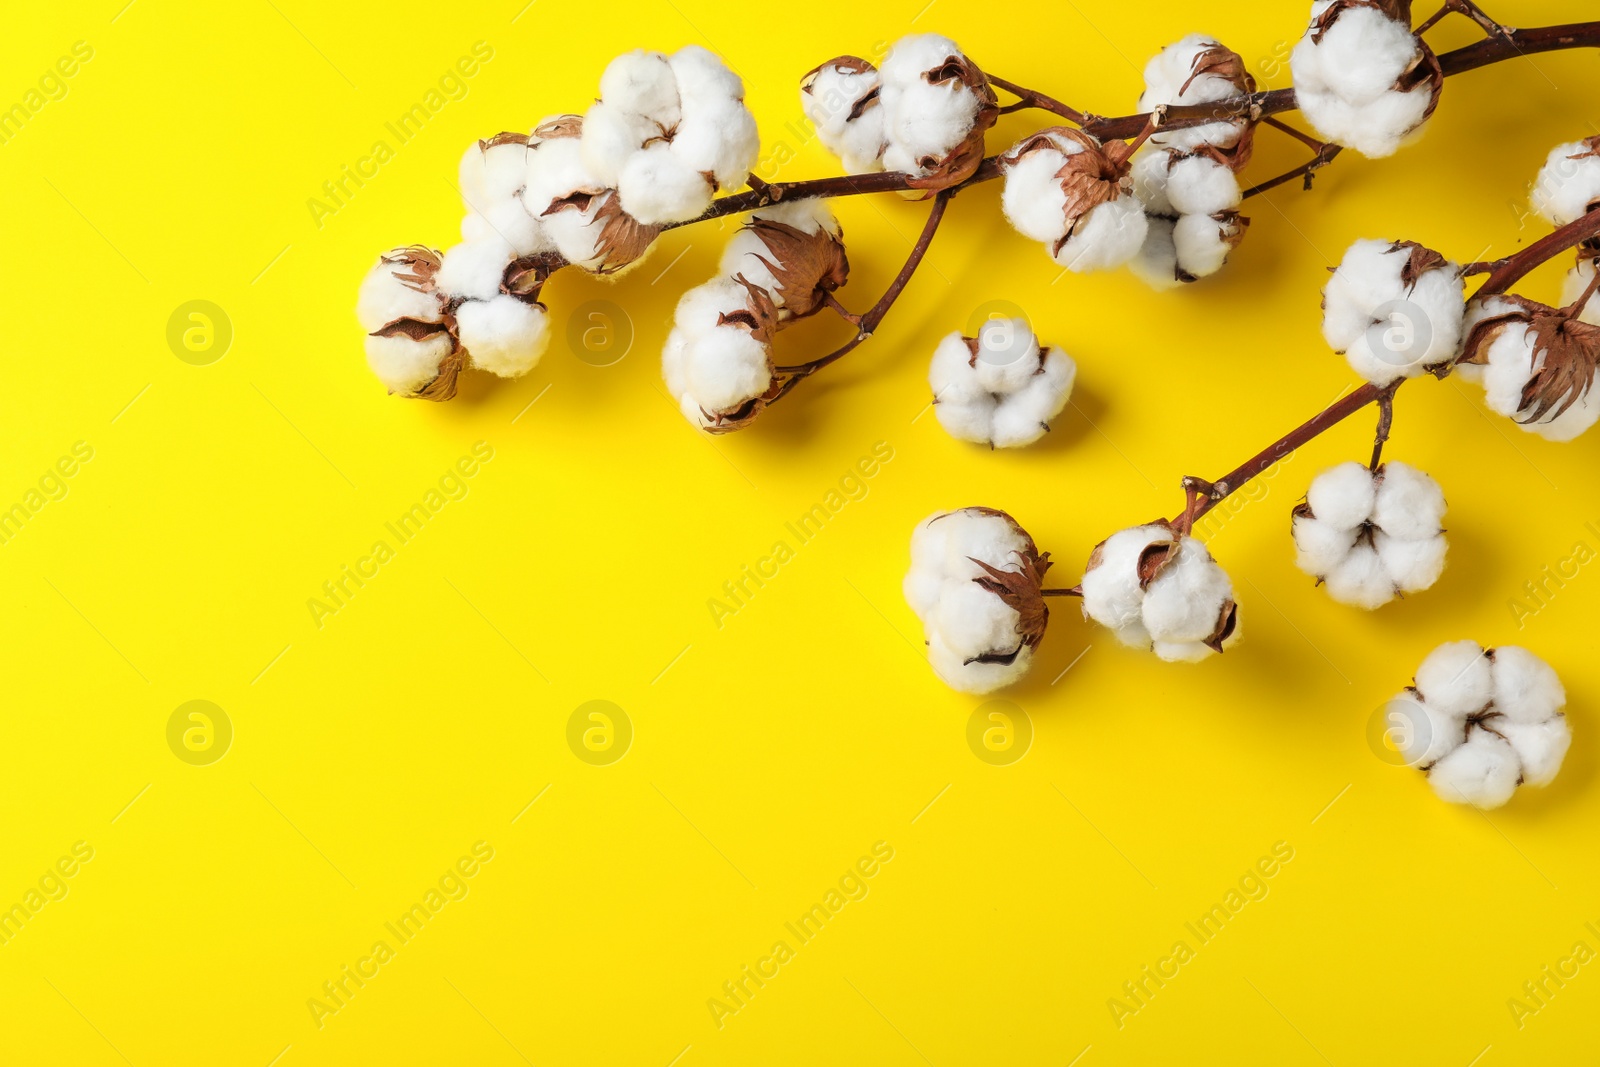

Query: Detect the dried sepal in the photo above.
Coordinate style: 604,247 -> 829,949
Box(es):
533,115 -> 584,140
1460,295 -> 1600,424
742,216 -> 850,319
969,548 -> 1054,652
1393,240 -> 1447,289
1002,127 -> 1138,257
382,246 -> 444,295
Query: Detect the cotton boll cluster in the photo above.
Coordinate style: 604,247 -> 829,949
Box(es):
1321,239 -> 1464,384
356,247 -> 463,400
1001,128 -> 1148,272
803,35 -> 997,190
1291,460 -> 1447,608
1080,524 -> 1239,662
662,200 -> 849,432
928,318 -> 1076,449
457,117 -> 662,278
1288,0 -> 1442,158
1456,295 -> 1600,441
1529,137 -> 1600,227
903,507 -> 1053,693
580,47 -> 759,225
1126,37 -> 1254,287
1390,641 -> 1571,808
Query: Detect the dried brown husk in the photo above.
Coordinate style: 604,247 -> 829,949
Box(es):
1459,295 -> 1600,423
800,56 -> 883,123
742,216 -> 850,319
533,115 -> 584,140
541,189 -> 663,274
1003,128 -> 1137,257
905,54 -> 999,192
926,506 -> 1054,656
1391,240 -> 1447,289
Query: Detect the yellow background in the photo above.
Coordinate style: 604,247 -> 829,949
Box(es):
4,0 -> 1599,1062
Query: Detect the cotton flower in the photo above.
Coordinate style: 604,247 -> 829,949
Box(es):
1388,640 -> 1571,808
1322,239 -> 1464,384
903,507 -> 1053,693
662,200 -> 848,432
1080,523 -> 1239,662
580,46 -> 760,225
1291,460 -> 1447,608
1138,35 -> 1256,157
800,56 -> 888,173
356,246 -> 462,400
1289,0 -> 1442,158
928,318 -> 1076,448
1456,295 -> 1600,441
1001,128 -> 1148,272
1529,137 -> 1600,226
872,34 -> 998,189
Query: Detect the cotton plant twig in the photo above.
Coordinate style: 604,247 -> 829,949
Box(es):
985,73 -> 1087,124
1243,118 -> 1344,198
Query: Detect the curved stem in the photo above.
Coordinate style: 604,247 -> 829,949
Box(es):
774,189 -> 953,376
1476,205 -> 1600,297
986,74 -> 1086,124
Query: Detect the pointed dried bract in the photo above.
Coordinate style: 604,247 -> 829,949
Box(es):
1459,295 -> 1600,430
740,215 -> 850,319
1001,127 -> 1148,272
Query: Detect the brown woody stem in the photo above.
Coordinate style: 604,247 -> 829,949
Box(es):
1040,587 -> 1084,597
1369,380 -> 1401,470
775,189 -> 953,377
1171,382 -> 1390,532
1476,205 -> 1600,296
987,74 -> 1087,124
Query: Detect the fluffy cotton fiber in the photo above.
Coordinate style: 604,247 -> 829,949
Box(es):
1322,239 -> 1464,384
1292,460 -> 1447,608
928,318 -> 1076,449
1080,524 -> 1239,662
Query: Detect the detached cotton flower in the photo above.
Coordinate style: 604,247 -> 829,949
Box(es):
903,507 -> 1053,693
580,46 -> 760,225
1389,640 -> 1571,808
1289,0 -> 1442,158
356,246 -> 463,400
1321,239 -> 1464,384
662,200 -> 848,432
1000,127 -> 1148,272
928,318 -> 1076,448
1291,460 -> 1446,608
1080,523 -> 1239,662
1530,137 -> 1600,227
1456,295 -> 1600,441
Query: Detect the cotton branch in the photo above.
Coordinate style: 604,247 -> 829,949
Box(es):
986,74 -> 1086,124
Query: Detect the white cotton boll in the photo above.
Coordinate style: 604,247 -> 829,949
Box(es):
435,239 -> 514,302
364,331 -> 455,396
1322,238 -> 1465,384
357,255 -> 444,333
990,349 -> 1076,449
598,50 -> 680,126
674,278 -> 749,337
934,395 -> 999,445
670,45 -> 745,104
1130,149 -> 1176,216
459,139 -> 530,213
801,61 -> 887,172
1414,639 -> 1492,718
1322,541 -> 1394,608
1322,239 -> 1399,351
477,197 -> 548,257
683,326 -> 771,413
1476,324 -> 1536,419
1289,5 -> 1433,158
1561,259 -> 1600,325
1055,198 -> 1149,273
1489,646 -> 1565,724
540,198 -> 608,271
1306,461 -> 1376,531
618,143 -> 714,225
1130,216 -> 1182,290
884,79 -> 976,175
971,319 -> 1041,394
1164,155 -> 1240,216
1082,525 -> 1174,631
1140,537 -> 1232,643
1530,141 -> 1600,226
1001,148 -> 1071,244
1172,212 -> 1240,279
1427,728 -> 1521,808
934,579 -> 1024,666
1139,35 -> 1248,151
928,631 -> 1032,694
1372,461 -> 1445,540
456,296 -> 549,378
1390,693 -> 1465,769
522,135 -> 599,216
936,510 -> 1030,576
1496,717 -> 1571,788
1375,530 -> 1447,593
671,96 -> 760,190
578,102 -> 656,186
1292,513 -> 1356,577
880,33 -> 964,86
1298,87 -> 1431,159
